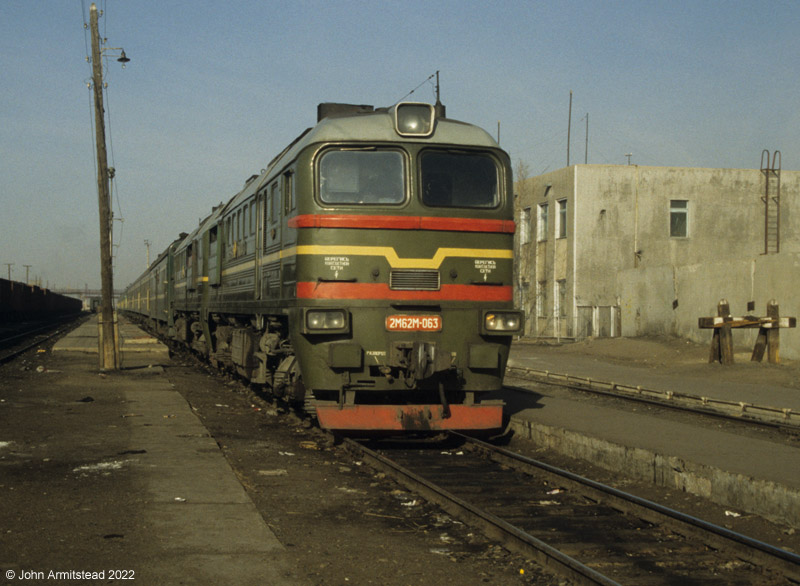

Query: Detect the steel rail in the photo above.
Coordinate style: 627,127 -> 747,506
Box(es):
456,432 -> 800,582
343,436 -> 621,586
0,316 -> 84,365
0,323 -> 58,346
506,365 -> 799,431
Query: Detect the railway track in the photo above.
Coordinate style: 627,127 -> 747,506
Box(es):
0,315 -> 85,365
346,433 -> 800,585
506,365 -> 800,433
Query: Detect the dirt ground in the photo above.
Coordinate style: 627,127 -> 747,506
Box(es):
162,355 -> 559,585
0,334 -> 559,586
526,334 -> 800,389
508,334 -> 800,559
168,339 -> 800,579
3,327 -> 799,585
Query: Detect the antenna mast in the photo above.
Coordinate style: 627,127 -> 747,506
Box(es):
567,90 -> 573,167
433,70 -> 446,118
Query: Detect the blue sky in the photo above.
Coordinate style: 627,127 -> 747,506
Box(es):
1,0 -> 798,290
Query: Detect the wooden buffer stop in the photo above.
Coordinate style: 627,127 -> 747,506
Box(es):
699,300 -> 796,364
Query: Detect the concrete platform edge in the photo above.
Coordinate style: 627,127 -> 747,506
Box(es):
508,416 -> 800,528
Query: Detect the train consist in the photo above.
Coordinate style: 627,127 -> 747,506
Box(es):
120,101 -> 522,432
0,279 -> 83,323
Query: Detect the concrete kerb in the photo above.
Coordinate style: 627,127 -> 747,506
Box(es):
508,416 -> 800,529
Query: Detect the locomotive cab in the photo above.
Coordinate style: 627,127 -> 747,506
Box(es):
288,102 -> 523,432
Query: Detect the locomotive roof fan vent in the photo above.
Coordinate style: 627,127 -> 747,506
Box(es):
394,102 -> 435,137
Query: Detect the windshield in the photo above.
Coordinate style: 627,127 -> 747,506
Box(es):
319,150 -> 405,205
421,151 -> 498,208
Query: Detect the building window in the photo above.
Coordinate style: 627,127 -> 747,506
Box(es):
557,279 -> 567,318
520,208 -> 531,244
536,280 -> 548,317
537,203 -> 548,241
670,200 -> 688,237
557,199 -> 567,239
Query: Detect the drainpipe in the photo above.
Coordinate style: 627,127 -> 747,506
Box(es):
572,165 -> 578,339
633,165 -> 640,268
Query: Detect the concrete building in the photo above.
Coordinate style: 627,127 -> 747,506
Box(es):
514,160 -> 800,358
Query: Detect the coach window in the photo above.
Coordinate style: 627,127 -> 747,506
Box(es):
209,226 -> 218,257
670,200 -> 688,237
283,171 -> 295,213
421,151 -> 497,208
263,182 -> 281,249
271,182 -> 280,220
319,149 -> 404,205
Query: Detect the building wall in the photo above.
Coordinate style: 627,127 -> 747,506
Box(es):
516,163 -> 800,358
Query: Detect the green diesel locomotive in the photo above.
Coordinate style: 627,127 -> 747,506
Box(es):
120,101 -> 522,432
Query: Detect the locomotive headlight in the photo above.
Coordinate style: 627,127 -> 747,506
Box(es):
482,310 -> 524,334
304,309 -> 349,333
395,103 -> 435,137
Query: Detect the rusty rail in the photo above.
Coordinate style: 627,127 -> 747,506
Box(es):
505,365 -> 800,429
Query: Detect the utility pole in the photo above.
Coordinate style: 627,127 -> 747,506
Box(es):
625,153 -> 633,165
567,90 -> 573,167
4,263 -> 13,280
90,2 -> 120,370
584,113 -> 589,165
144,239 -> 151,268
23,265 -> 32,284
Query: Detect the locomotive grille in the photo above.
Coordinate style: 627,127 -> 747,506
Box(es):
390,269 -> 440,291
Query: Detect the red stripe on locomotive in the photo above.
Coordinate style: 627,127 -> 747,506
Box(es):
315,404 -> 503,431
296,282 -> 512,301
289,214 -> 515,233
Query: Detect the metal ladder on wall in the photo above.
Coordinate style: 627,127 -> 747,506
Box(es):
761,150 -> 781,254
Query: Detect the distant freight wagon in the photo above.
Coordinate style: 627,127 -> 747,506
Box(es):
0,279 -> 82,323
